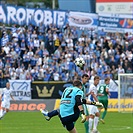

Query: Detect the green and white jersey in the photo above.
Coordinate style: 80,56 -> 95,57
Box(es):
97,84 -> 109,100
82,83 -> 89,115
82,84 -> 86,99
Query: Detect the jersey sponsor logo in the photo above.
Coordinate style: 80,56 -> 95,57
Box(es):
60,100 -> 71,104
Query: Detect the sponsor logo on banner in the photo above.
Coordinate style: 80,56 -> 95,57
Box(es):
108,99 -> 133,112
67,11 -> 98,28
31,81 -> 73,99
0,100 -> 55,111
36,85 -> 54,97
9,80 -> 31,100
98,13 -> 133,33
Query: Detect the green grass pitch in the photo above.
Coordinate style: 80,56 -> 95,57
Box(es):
0,112 -> 132,133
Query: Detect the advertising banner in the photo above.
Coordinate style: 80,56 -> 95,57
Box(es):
31,80 -> 118,99
96,0 -> 133,14
9,80 -> 31,100
0,4 -> 98,28
31,81 -> 73,99
0,98 -> 132,112
67,11 -> 98,28
98,13 -> 133,33
3,99 -> 55,111
54,99 -> 133,112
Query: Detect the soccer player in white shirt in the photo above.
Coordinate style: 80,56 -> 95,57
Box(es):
0,82 -> 15,119
86,76 -> 100,133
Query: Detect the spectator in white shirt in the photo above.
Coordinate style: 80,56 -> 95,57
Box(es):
3,44 -> 10,54
53,71 -> 60,81
118,65 -> 125,73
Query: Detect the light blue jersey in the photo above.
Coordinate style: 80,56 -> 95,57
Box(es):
60,86 -> 83,118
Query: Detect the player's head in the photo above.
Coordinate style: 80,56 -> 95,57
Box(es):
94,76 -> 100,86
81,74 -> 89,84
105,77 -> 110,85
6,82 -> 10,89
73,80 -> 82,89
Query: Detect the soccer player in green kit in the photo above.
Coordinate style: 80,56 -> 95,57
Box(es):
81,74 -> 90,133
97,77 -> 111,124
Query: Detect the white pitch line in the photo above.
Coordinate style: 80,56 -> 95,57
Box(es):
108,126 -> 131,130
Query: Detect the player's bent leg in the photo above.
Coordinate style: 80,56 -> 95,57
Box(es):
69,127 -> 77,133
0,107 -> 7,119
93,110 -> 100,133
0,109 -> 3,119
100,109 -> 106,124
2,108 -> 8,117
66,123 -> 77,133
48,109 -> 59,118
89,114 -> 94,133
84,116 -> 89,133
60,112 -> 79,133
100,101 -> 108,124
40,109 -> 50,121
83,104 -> 89,133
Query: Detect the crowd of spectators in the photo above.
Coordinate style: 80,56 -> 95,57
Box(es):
0,23 -> 133,87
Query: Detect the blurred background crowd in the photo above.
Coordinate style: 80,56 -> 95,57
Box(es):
0,23 -> 133,87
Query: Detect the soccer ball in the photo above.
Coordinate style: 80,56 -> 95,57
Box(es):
75,57 -> 85,68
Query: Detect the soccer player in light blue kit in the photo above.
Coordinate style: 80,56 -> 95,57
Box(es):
59,80 -> 96,133
41,80 -> 98,133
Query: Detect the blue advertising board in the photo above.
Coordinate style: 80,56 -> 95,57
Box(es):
98,13 -> 133,33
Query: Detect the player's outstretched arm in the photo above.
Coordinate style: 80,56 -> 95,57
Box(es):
82,99 -> 103,108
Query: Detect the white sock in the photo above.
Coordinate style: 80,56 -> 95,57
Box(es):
0,109 -> 3,118
93,116 -> 99,130
0,110 -> 6,118
89,118 -> 94,132
3,110 -> 7,117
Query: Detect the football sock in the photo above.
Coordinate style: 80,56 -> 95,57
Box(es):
93,117 -> 99,130
2,110 -> 7,117
0,109 -> 3,117
89,118 -> 93,132
48,110 -> 59,118
102,110 -> 107,119
84,120 -> 89,133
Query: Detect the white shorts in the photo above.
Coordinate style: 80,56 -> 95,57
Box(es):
1,101 -> 10,109
87,105 -> 99,116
